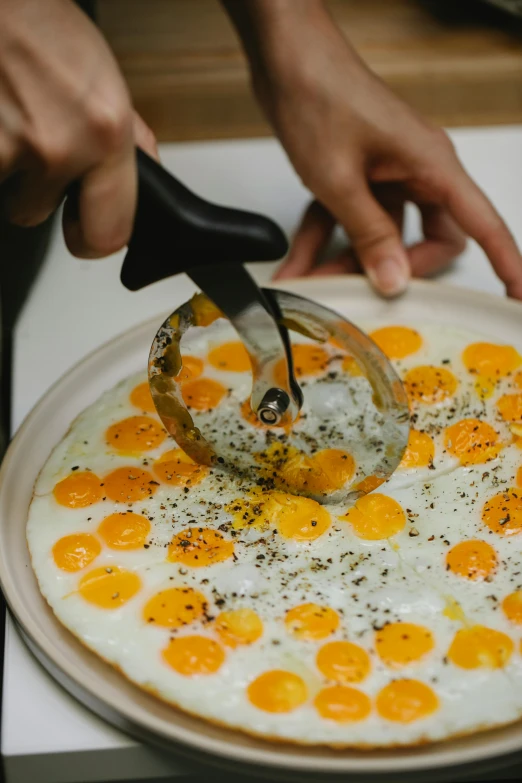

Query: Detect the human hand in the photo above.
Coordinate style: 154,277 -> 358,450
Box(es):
0,0 -> 158,258
231,0 -> 522,298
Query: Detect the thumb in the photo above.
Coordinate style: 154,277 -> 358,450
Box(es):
332,183 -> 410,297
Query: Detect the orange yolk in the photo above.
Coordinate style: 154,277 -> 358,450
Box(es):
444,418 -> 501,466
283,448 -> 355,495
207,341 -> 251,373
153,448 -> 207,487
482,489 -> 522,536
78,566 -> 141,609
284,603 -> 339,641
314,686 -> 371,723
143,587 -> 207,628
341,354 -> 365,377
168,527 -> 234,567
129,382 -> 156,413
190,293 -> 223,327
162,635 -> 225,676
447,625 -> 514,669
272,493 -> 331,541
103,467 -> 159,503
52,533 -> 101,572
53,471 -> 102,508
497,393 -> 522,422
227,490 -> 331,540
106,416 -> 166,453
502,591 -> 522,624
369,326 -> 422,360
375,622 -> 434,668
463,342 -> 521,383
342,493 -> 406,540
256,443 -> 355,495
175,355 -> 204,383
214,608 -> 263,647
181,378 -> 226,411
514,371 -> 522,390
399,430 -> 434,469
446,539 -> 497,580
316,641 -> 371,684
274,344 -> 329,386
376,680 -> 438,723
97,512 -> 150,549
247,670 -> 308,713
353,475 -> 385,495
403,366 -> 458,405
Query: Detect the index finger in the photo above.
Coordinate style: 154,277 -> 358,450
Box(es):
443,165 -> 522,298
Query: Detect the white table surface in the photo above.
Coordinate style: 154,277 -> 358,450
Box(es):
3,128 -> 522,783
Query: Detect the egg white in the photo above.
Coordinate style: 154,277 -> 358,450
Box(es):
27,322 -> 522,747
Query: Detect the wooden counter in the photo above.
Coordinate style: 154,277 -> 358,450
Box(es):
98,0 -> 522,140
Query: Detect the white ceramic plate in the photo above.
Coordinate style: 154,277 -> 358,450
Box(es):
3,277 -> 522,781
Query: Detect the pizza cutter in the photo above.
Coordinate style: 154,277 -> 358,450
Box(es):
120,150 -> 410,503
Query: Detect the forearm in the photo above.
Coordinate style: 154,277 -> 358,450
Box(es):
221,0 -> 340,90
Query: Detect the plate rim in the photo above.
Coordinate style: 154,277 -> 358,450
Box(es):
3,275 -> 522,777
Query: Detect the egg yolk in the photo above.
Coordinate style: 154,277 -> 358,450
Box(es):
447,625 -> 514,669
78,566 -> 141,608
153,448 -> 207,487
314,685 -> 371,723
284,603 -> 339,641
143,587 -> 207,628
375,622 -> 434,668
482,489 -> 522,536
256,443 -> 355,495
103,467 -> 159,503
97,512 -> 150,549
168,527 -> 234,567
399,430 -> 434,469
181,378 -> 226,411
214,608 -> 263,647
369,326 -> 422,360
444,418 -> 501,465
207,341 -> 251,373
175,355 -> 204,383
247,670 -> 308,713
274,344 -> 329,386
446,539 -> 497,580
227,489 -> 331,540
106,416 -> 166,453
53,471 -> 102,508
282,448 -> 355,495
129,382 -> 156,413
463,342 -> 521,383
342,493 -> 406,540
162,635 -> 225,676
497,393 -> 522,422
403,366 -> 458,405
190,293 -> 223,327
502,591 -> 522,624
353,475 -> 385,494
52,533 -> 101,572
272,493 -> 331,541
316,641 -> 371,684
376,680 -> 438,723
341,354 -> 365,377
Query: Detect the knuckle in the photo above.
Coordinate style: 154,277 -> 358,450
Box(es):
88,93 -> 133,151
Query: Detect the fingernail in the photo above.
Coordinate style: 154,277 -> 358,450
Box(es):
367,256 -> 409,297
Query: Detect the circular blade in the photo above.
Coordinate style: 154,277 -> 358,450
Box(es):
148,290 -> 410,506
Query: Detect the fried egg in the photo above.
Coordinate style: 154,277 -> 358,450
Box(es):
26,322 -> 522,747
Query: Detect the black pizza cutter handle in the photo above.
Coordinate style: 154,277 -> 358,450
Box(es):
120,148 -> 289,291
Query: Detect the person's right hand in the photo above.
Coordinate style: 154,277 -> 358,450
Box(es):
0,0 -> 157,258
